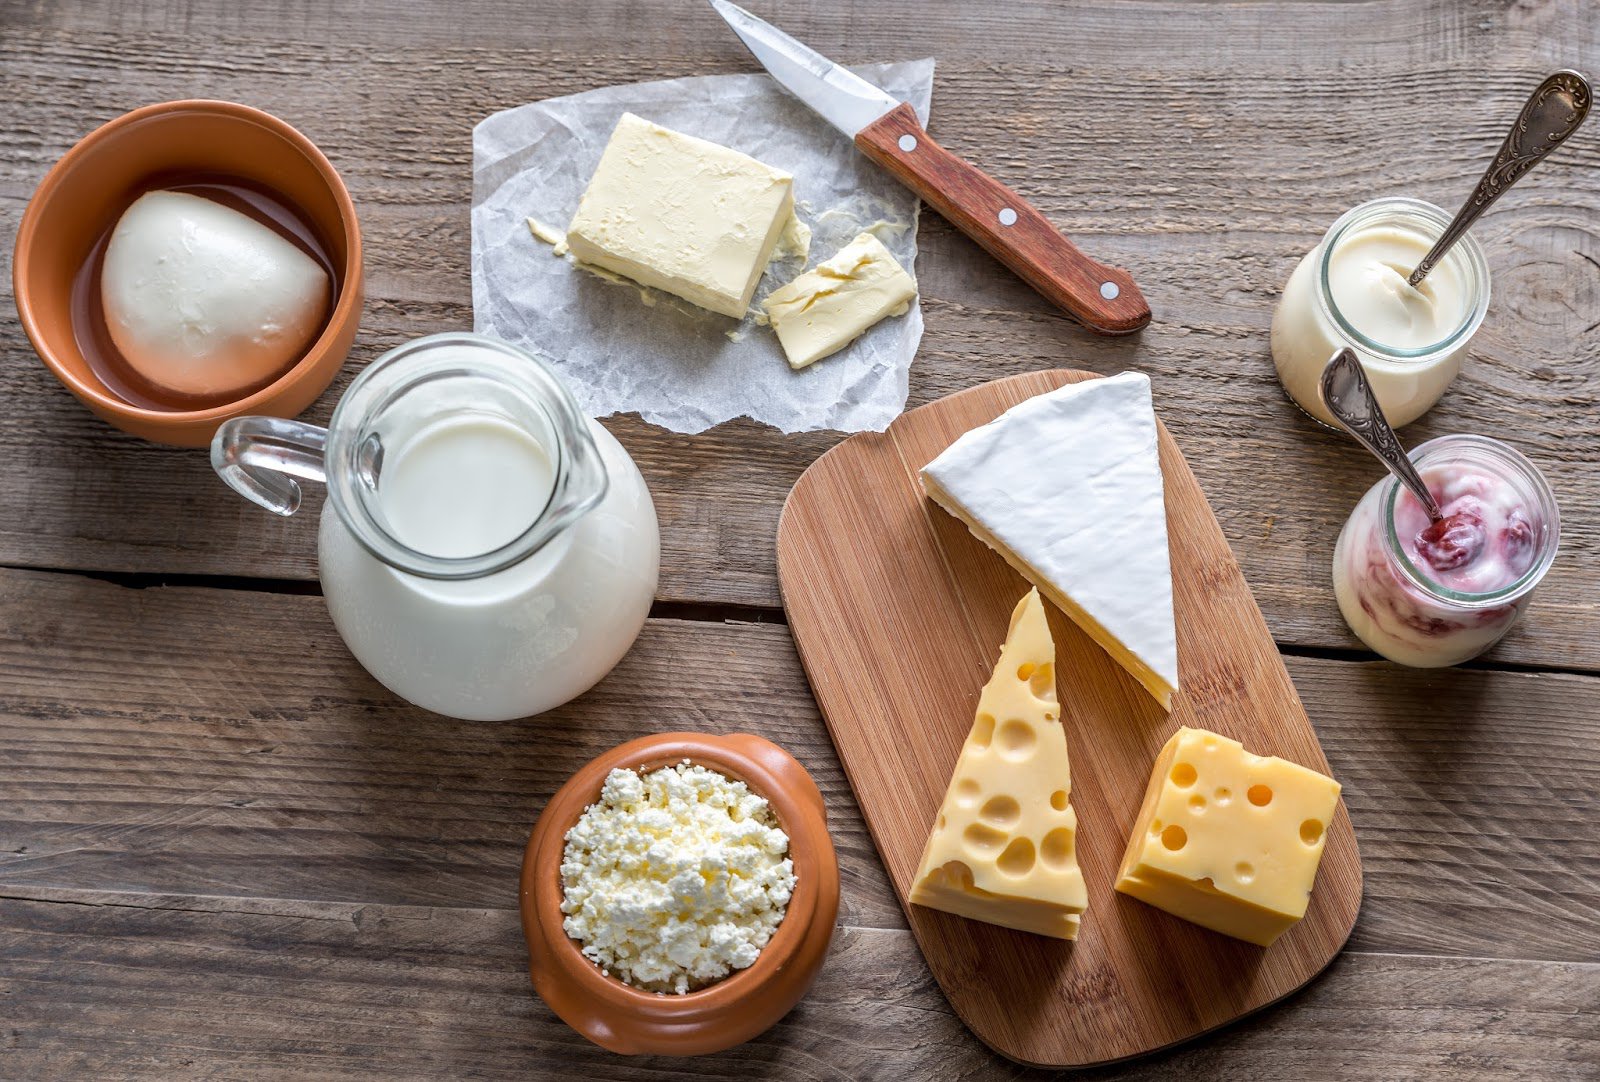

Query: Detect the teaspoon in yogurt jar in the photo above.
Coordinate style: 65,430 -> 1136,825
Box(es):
1329,425 -> 1559,668
1272,70 -> 1591,429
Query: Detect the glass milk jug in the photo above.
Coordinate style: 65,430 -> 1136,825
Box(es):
211,332 -> 659,721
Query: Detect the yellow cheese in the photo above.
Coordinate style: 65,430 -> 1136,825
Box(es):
761,232 -> 917,369
910,588 -> 1087,939
1115,727 -> 1341,947
564,113 -> 795,318
525,217 -> 569,256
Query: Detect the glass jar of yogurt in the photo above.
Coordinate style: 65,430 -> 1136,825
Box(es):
1272,197 -> 1490,428
1332,434 -> 1558,667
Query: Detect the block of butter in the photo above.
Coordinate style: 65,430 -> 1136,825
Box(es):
1115,727 -> 1341,947
909,587 -> 1087,939
762,232 -> 917,369
565,113 -> 795,318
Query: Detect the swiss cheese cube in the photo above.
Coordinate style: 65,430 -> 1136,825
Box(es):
565,113 -> 794,318
1115,727 -> 1340,947
910,588 -> 1087,939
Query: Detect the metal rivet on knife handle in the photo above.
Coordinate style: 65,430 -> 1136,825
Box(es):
711,0 -> 1152,335
854,104 -> 1151,335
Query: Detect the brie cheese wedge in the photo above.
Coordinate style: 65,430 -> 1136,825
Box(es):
920,372 -> 1179,710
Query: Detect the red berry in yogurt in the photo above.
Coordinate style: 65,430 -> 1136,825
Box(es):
1394,470 -> 1539,595
1331,436 -> 1557,668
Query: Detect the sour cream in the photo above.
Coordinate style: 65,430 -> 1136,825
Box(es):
1271,197 -> 1489,428
100,190 -> 330,399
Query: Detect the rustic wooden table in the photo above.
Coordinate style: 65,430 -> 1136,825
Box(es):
3,1 -> 1597,1078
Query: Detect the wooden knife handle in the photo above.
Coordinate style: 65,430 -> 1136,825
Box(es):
856,103 -> 1151,335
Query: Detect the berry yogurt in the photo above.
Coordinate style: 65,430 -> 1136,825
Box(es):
1332,435 -> 1559,667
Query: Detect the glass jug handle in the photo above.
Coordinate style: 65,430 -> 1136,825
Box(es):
210,416 -> 330,517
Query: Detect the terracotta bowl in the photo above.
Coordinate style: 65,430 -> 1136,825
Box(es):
520,732 -> 840,1056
12,100 -> 363,447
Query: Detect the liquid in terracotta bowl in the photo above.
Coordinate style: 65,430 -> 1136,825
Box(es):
12,99 -> 363,447
520,732 -> 839,1056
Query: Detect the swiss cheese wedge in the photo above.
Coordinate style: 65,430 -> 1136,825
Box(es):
910,588 -> 1087,939
920,372 -> 1179,710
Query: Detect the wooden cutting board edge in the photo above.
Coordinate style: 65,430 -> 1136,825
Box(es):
775,369 -> 1363,1069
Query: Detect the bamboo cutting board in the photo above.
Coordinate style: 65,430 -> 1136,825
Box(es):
776,370 -> 1361,1069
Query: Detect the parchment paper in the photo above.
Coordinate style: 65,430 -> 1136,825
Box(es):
471,60 -> 934,434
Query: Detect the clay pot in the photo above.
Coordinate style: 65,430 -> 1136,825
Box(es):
520,732 -> 839,1056
12,99 -> 363,447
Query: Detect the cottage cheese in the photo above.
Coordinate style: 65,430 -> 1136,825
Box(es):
560,761 -> 797,994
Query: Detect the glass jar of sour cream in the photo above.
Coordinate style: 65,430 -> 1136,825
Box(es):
1272,197 -> 1490,428
1332,434 -> 1558,667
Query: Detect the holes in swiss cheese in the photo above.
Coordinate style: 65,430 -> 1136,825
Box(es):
979,795 -> 1021,829
937,860 -> 974,889
1027,662 -> 1055,700
1170,761 -> 1198,788
995,719 -> 1036,760
1160,824 -> 1188,851
954,778 -> 981,807
963,823 -> 1007,854
1050,789 -> 1069,812
970,714 -> 995,750
1247,784 -> 1274,807
1040,828 -> 1075,869
997,836 -> 1036,877
1300,818 -> 1325,845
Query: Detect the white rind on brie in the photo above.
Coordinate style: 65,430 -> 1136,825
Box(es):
920,372 -> 1179,710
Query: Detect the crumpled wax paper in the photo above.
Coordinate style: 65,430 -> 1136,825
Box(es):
471,59 -> 934,434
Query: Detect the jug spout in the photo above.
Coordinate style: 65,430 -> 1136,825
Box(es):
211,415 -> 330,516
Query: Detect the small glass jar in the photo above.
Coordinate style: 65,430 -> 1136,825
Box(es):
1272,197 -> 1490,428
1332,434 -> 1558,667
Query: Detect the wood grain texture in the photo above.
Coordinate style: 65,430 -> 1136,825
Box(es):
2,0 -> 1599,1076
0,567 -> 1596,966
777,370 -> 1360,1066
0,0 -> 1596,668
0,566 -> 1597,1075
856,103 -> 1151,333
1,894 -> 1596,1082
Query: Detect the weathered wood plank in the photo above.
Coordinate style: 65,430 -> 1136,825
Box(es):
1,0 -> 1597,666
1,894 -> 1595,1081
1,569 -> 1595,962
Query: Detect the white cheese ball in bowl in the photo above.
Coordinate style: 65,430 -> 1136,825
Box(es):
100,190 -> 330,399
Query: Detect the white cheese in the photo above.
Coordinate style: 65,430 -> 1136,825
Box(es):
100,190 -> 330,399
761,232 -> 917,370
920,372 -> 1180,710
559,761 -> 797,994
564,113 -> 795,318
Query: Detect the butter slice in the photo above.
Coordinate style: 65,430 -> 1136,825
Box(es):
1115,727 -> 1341,947
565,113 -> 794,318
762,233 -> 917,369
910,588 -> 1087,939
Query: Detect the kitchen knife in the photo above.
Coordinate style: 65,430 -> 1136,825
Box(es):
711,0 -> 1151,335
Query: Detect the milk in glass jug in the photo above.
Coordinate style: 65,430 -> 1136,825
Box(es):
211,332 -> 659,721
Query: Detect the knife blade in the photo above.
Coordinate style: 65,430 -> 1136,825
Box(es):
711,0 -> 1150,336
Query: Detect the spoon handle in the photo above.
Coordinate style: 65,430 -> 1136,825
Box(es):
1320,348 -> 1444,522
1409,70 -> 1591,287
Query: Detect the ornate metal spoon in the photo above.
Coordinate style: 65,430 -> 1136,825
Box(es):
1320,348 -> 1443,522
1409,70 -> 1591,287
